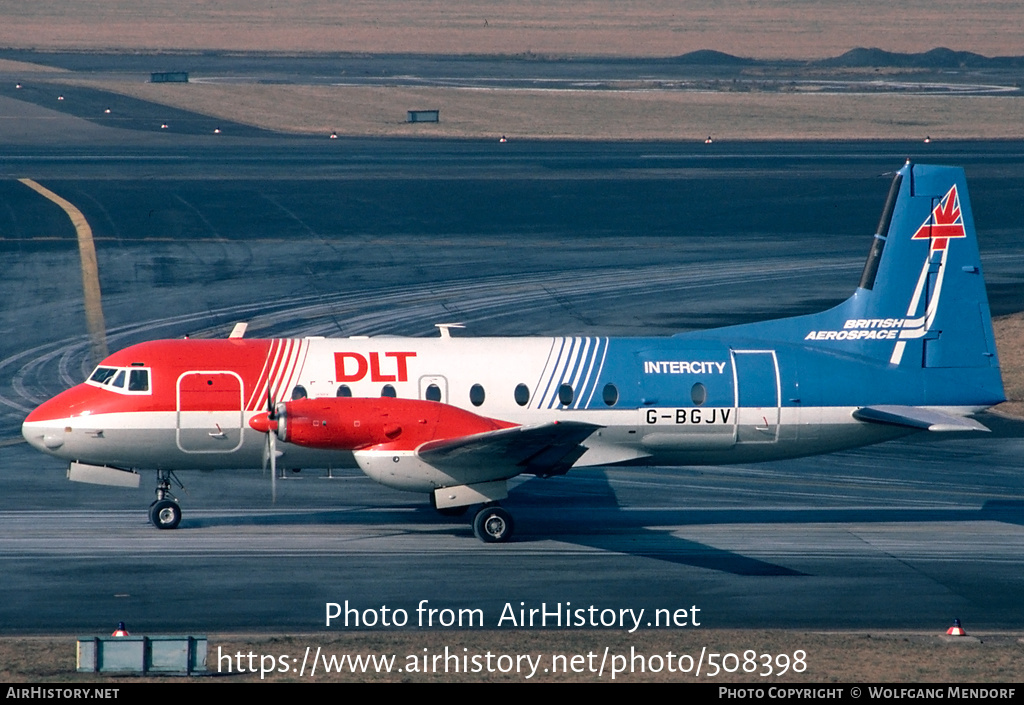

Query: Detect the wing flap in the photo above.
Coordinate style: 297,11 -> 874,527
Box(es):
852,405 -> 990,432
418,420 -> 600,476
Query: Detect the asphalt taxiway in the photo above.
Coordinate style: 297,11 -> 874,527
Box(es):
0,83 -> 1023,634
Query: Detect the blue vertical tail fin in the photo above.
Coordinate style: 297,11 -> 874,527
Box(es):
806,162 -> 1000,374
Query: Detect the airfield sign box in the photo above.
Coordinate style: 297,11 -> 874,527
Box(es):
407,109 -> 440,123
150,72 -> 189,83
77,635 -> 207,674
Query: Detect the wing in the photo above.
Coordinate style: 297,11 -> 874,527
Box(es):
853,405 -> 990,432
417,420 -> 601,477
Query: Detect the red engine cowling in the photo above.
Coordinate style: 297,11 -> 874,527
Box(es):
248,397 -> 516,451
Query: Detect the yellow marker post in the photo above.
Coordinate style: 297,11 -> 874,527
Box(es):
19,178 -> 109,365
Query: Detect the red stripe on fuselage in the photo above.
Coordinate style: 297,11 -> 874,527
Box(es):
248,338 -> 285,411
270,339 -> 298,403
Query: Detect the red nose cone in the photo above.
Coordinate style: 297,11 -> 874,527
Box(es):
25,384 -> 108,423
248,413 -> 274,434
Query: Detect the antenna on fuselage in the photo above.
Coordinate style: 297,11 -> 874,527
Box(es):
435,323 -> 466,338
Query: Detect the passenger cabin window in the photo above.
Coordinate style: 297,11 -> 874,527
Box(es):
691,382 -> 707,406
337,384 -> 352,397
86,365 -> 152,395
602,383 -> 618,407
425,384 -> 442,402
558,383 -> 574,406
469,384 -> 485,407
291,385 -> 307,400
514,383 -> 530,407
381,384 -> 397,398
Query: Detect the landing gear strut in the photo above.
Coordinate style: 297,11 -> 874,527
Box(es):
149,470 -> 183,530
472,504 -> 514,543
430,482 -> 512,542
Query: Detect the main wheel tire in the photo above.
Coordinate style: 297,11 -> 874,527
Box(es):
472,506 -> 514,543
151,499 -> 181,530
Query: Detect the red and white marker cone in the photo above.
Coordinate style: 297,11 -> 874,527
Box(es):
946,618 -> 966,636
112,621 -> 130,637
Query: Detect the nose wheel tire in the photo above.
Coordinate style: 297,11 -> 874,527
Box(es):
472,505 -> 514,543
150,499 -> 182,530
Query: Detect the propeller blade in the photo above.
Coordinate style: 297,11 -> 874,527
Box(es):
256,389 -> 279,503
269,431 -> 277,504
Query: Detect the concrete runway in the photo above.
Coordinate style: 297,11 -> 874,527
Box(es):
0,77 -> 1023,634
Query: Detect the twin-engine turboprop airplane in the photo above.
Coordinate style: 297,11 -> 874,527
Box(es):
22,163 -> 1005,542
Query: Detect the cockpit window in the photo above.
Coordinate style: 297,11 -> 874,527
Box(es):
128,369 -> 150,392
90,367 -> 118,384
86,365 -> 152,395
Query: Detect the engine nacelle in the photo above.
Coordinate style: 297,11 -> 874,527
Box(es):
248,397 -> 516,451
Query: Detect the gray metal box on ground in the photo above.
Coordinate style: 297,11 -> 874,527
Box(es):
77,635 -> 207,674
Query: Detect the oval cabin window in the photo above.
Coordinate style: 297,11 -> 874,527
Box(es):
602,383 -> 618,407
558,383 -> 574,406
469,384 -> 485,407
514,384 -> 530,407
691,382 -> 707,406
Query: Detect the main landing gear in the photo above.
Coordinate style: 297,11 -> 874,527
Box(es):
431,493 -> 515,542
471,504 -> 514,543
149,469 -> 183,530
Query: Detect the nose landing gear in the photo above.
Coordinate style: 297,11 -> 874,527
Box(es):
149,470 -> 184,529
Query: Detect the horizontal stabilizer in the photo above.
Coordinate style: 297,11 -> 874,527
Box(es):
852,405 -> 989,432
418,420 -> 600,476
